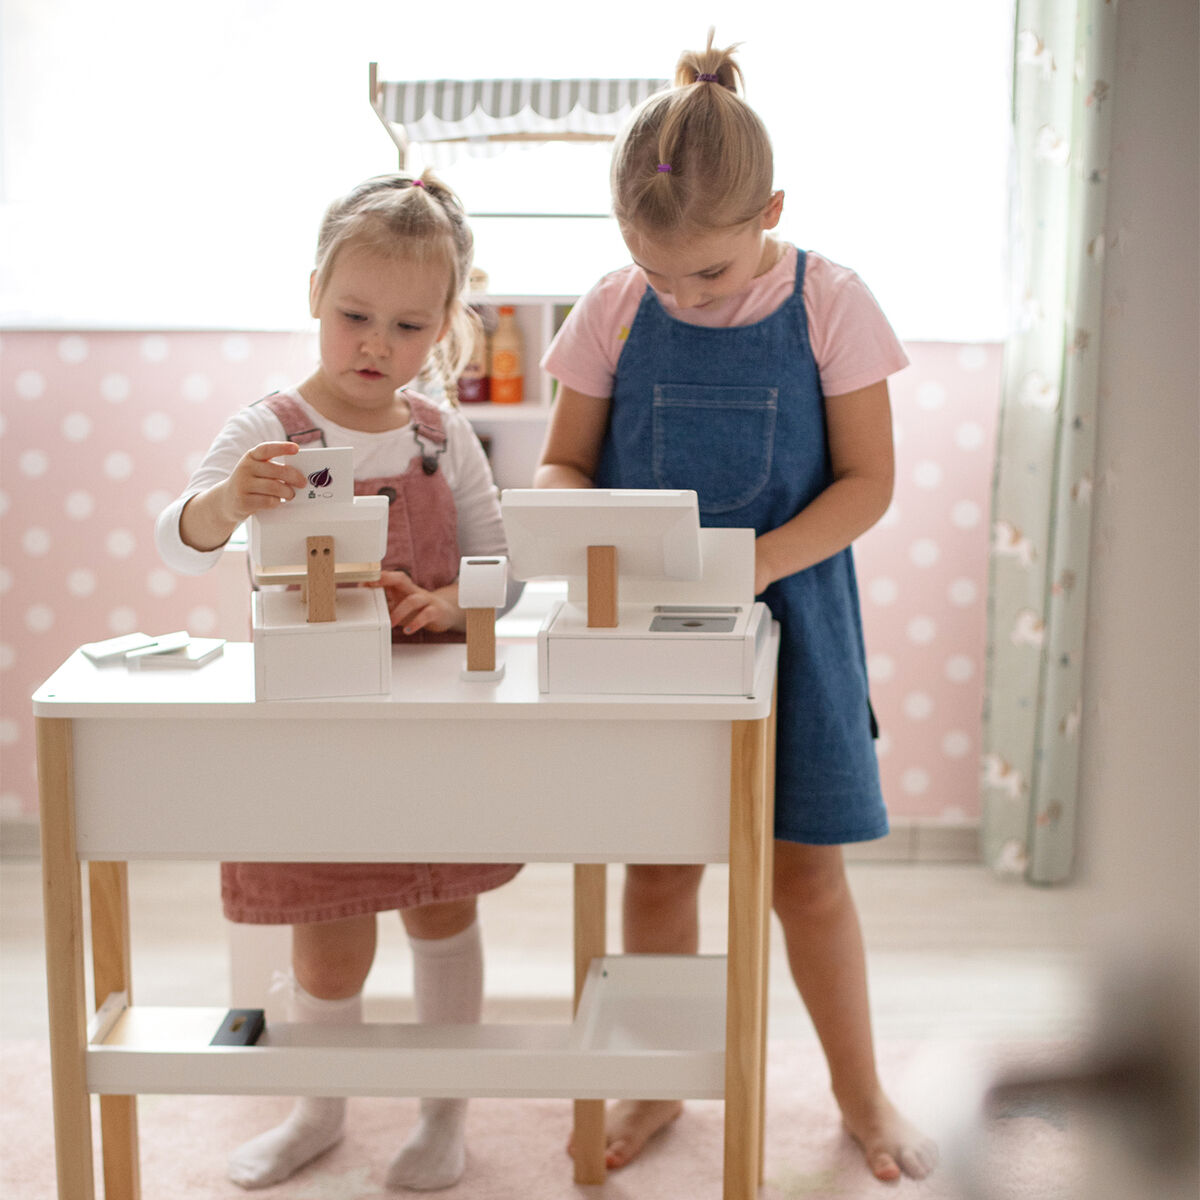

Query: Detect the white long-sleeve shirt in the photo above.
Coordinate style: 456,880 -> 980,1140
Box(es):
156,389 -> 507,575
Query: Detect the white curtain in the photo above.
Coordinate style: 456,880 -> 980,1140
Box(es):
981,0 -> 1119,884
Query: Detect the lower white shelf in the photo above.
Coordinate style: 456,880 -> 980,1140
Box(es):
86,955 -> 727,1101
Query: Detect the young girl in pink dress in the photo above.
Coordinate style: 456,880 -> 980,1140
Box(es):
157,172 -> 519,1191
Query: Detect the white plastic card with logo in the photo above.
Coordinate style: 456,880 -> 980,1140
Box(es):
284,445 -> 354,504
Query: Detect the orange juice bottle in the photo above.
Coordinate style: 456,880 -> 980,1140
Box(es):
489,306 -> 524,404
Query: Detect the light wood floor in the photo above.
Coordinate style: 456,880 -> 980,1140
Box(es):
1,856 -> 1095,1046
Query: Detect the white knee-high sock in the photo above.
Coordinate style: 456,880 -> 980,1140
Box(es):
386,919 -> 483,1191
227,977 -> 360,1190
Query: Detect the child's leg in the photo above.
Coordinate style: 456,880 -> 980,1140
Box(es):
772,840 -> 938,1181
228,914 -> 377,1189
386,897 -> 481,1191
573,864 -> 706,1169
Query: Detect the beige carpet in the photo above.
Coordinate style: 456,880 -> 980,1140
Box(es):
1,1037 -> 1084,1199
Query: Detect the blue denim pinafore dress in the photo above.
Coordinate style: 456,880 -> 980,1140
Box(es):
595,249 -> 888,844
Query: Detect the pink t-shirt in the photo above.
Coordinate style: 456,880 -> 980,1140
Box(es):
541,243 -> 909,399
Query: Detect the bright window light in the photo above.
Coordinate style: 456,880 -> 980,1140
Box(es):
0,1 -> 1012,341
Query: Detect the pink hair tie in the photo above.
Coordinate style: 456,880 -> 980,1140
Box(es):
656,163 -> 672,173
412,179 -> 425,188
697,73 -> 720,82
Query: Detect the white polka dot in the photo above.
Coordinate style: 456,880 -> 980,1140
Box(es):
22,528 -> 51,556
25,604 -> 55,633
187,606 -> 218,634
892,422 -> 906,448
0,793 -> 26,820
141,335 -> 169,362
0,492 -> 8,519
15,370 -> 46,400
875,730 -> 893,758
261,373 -> 291,395
65,490 -> 95,519
867,653 -> 896,683
900,767 -> 930,795
62,412 -> 93,442
942,731 -> 972,758
144,489 -> 173,518
913,460 -> 943,489
57,335 -> 89,363
0,719 -> 16,746
0,567 -> 10,594
956,421 -> 986,451
951,500 -> 983,529
902,691 -> 934,720
182,373 -> 213,402
67,569 -> 97,597
949,578 -> 979,607
0,412 -> 6,437
107,529 -> 137,558
957,345 -> 989,371
878,503 -> 901,529
906,615 -> 938,645
108,607 -> 139,633
104,452 -> 134,482
868,577 -> 898,606
916,380 -> 947,410
147,568 -> 176,597
909,539 -> 941,568
0,643 -> 13,669
222,335 -> 252,362
945,655 -> 976,683
101,373 -> 132,403
142,412 -> 173,442
19,449 -> 49,477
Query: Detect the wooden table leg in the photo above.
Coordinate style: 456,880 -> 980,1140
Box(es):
724,715 -> 773,1200
572,863 -> 608,1184
90,861 -> 141,1200
758,696 -> 777,1186
37,718 -> 96,1200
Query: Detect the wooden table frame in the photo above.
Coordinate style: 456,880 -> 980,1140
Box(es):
35,636 -> 777,1199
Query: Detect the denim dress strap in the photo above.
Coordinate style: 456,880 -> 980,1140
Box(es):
599,249 -> 888,845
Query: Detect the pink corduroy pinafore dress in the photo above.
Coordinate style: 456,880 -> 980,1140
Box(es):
221,390 -> 522,924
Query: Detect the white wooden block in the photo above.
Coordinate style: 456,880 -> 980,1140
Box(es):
252,588 -> 390,700
458,555 -> 509,608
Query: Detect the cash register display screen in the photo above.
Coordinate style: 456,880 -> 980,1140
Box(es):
501,489 -> 703,582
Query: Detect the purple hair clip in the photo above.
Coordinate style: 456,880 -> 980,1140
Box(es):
697,72 -> 720,82
656,163 -> 672,173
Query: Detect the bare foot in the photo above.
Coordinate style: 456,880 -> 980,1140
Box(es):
567,1099 -> 684,1169
839,1089 -> 939,1182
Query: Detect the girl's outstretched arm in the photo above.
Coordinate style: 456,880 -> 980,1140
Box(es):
754,380 -> 895,594
534,385 -> 612,489
179,441 -> 307,552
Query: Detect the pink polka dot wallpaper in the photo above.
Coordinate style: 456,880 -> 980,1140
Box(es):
0,332 -> 998,827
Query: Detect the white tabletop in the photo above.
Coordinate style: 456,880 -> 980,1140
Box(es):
32,634 -> 777,723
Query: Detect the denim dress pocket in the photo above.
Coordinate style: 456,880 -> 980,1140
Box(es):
652,384 -> 778,514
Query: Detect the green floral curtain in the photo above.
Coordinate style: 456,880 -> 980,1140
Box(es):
982,0 -> 1118,884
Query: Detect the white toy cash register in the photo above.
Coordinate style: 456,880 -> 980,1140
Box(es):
501,489 -> 771,696
249,446 -> 391,700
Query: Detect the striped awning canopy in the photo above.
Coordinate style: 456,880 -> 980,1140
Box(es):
373,76 -> 669,164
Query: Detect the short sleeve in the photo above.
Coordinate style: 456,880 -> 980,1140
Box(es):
803,253 -> 910,396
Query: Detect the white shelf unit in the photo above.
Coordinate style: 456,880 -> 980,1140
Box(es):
459,293 -> 576,489
87,956 -> 726,1101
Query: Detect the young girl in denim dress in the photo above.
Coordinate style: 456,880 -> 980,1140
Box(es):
537,31 -> 938,1184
